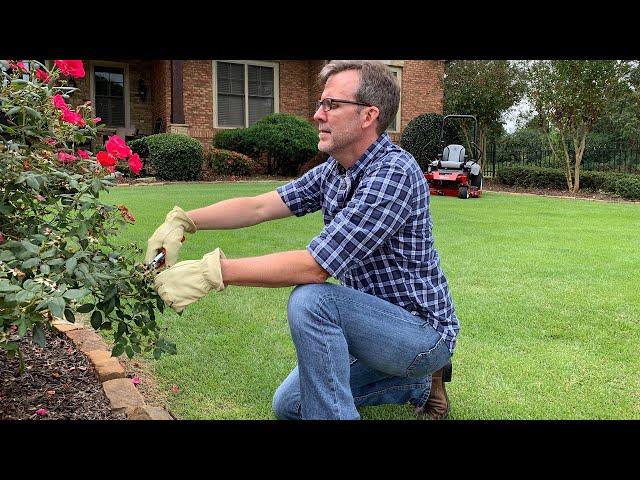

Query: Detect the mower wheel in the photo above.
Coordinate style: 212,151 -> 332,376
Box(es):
458,186 -> 469,199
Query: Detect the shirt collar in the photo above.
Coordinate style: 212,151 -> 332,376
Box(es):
331,133 -> 393,178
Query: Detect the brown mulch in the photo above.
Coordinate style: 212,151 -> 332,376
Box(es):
483,178 -> 638,204
0,327 -> 127,420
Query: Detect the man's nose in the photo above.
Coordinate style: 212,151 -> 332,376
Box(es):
313,105 -> 326,122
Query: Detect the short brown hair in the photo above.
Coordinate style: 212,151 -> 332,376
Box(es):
319,60 -> 400,135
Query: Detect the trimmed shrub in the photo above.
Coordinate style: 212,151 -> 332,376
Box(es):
496,165 -> 567,189
205,148 -> 254,177
212,113 -> 318,176
145,133 -> 203,181
495,165 -> 640,199
212,128 -> 251,155
400,113 -> 463,169
127,137 -> 149,158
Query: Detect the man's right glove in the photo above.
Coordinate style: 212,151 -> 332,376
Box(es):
154,248 -> 226,313
145,206 -> 197,268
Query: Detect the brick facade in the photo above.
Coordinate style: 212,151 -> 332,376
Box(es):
72,60 -> 444,150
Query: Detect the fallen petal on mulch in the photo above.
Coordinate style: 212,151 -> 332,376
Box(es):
132,376 -> 141,386
0,329 -> 127,420
171,385 -> 180,394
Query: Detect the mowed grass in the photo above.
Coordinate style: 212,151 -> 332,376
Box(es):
103,183 -> 640,419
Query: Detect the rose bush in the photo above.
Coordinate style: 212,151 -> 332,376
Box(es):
0,60 -> 174,371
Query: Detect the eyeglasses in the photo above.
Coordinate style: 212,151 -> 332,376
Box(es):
315,98 -> 372,112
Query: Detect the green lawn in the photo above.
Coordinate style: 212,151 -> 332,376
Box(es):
103,182 -> 640,419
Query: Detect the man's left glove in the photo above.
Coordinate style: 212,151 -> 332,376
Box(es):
154,248 -> 226,313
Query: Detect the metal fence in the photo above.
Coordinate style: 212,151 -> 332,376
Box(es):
483,142 -> 640,178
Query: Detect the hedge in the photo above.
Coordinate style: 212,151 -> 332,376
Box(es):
495,165 -> 640,200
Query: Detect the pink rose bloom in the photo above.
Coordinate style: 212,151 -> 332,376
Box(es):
44,138 -> 57,145
60,108 -> 86,127
52,94 -> 67,110
97,151 -> 117,170
57,152 -> 77,164
128,153 -> 143,175
36,408 -> 48,416
35,68 -> 51,83
54,60 -> 85,79
0,232 -> 4,244
105,135 -> 132,159
35,194 -> 46,201
93,117 -> 102,124
77,149 -> 90,159
16,61 -> 28,73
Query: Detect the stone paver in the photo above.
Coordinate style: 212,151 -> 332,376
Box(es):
65,328 -> 111,352
129,405 -> 174,420
102,378 -> 146,414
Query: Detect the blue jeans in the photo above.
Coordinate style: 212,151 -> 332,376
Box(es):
272,283 -> 452,420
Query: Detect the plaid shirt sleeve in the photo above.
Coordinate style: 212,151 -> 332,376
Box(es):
308,161 -> 413,279
276,163 -> 324,216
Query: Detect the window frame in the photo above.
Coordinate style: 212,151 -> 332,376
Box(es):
212,60 -> 279,128
386,65 -> 402,133
89,61 -> 131,129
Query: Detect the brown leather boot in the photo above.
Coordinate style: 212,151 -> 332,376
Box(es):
414,362 -> 451,420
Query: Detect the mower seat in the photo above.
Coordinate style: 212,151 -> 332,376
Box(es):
442,144 -> 466,162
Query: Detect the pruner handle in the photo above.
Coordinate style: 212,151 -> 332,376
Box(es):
148,236 -> 186,270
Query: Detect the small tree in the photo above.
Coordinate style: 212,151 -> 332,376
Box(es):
526,60 -> 629,192
444,60 -> 526,168
0,60 -> 174,371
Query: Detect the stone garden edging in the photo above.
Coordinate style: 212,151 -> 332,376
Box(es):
51,318 -> 174,420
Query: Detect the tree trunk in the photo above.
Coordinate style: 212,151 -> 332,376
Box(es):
545,131 -> 571,190
572,130 -> 587,193
558,129 -> 574,191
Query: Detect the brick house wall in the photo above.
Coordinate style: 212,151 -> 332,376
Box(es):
70,59 -> 444,150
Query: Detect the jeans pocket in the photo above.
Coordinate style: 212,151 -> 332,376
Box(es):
405,336 -> 450,378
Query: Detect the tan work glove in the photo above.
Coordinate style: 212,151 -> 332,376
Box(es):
154,248 -> 226,313
145,206 -> 197,267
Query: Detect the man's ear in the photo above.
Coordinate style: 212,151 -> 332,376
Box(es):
362,106 -> 380,129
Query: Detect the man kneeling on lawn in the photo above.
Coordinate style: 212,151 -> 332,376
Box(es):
146,60 -> 459,420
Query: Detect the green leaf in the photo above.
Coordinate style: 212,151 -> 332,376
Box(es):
63,288 -> 90,300
21,257 -> 40,269
24,106 -> 41,119
20,240 -> 40,255
0,203 -> 14,215
153,348 -> 161,360
125,345 -> 134,359
112,343 -> 125,357
0,280 -> 22,293
77,221 -> 87,239
103,296 -> 115,314
77,303 -> 94,313
26,176 -> 40,191
91,178 -> 102,195
47,297 -> 66,319
39,264 -> 50,275
90,309 -> 103,329
32,324 -> 46,348
0,250 -> 15,261
64,308 -> 76,323
15,289 -> 35,303
17,319 -> 28,337
65,257 -> 78,273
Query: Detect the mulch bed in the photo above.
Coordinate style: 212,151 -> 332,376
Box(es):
0,327 -> 126,420
483,178 -> 637,203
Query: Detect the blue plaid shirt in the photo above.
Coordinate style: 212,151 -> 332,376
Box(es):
277,133 -> 459,354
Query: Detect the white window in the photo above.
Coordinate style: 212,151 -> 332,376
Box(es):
387,66 -> 402,133
214,60 -> 279,128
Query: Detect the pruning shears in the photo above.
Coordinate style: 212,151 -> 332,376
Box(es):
147,236 -> 186,270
